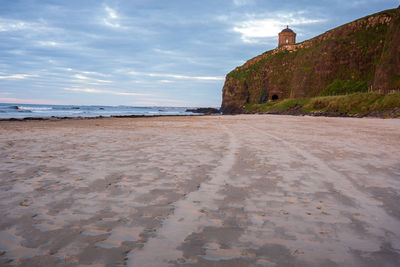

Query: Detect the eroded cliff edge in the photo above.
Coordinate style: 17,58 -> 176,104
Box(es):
221,7 -> 400,114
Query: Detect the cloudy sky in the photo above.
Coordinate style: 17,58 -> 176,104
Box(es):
0,0 -> 398,107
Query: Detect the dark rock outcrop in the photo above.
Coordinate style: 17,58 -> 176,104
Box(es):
186,108 -> 220,115
221,7 -> 400,114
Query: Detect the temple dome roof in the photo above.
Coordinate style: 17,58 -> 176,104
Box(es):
281,26 -> 294,33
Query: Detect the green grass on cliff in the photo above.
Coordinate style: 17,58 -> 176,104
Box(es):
319,79 -> 368,96
244,92 -> 400,116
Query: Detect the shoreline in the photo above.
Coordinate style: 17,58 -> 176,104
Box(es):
1,111 -> 399,122
0,113 -> 205,122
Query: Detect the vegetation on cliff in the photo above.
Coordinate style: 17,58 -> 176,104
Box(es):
221,6 -> 400,114
319,79 -> 368,96
244,92 -> 400,118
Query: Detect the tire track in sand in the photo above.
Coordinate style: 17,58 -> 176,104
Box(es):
245,123 -> 400,234
245,123 -> 368,200
127,124 -> 238,266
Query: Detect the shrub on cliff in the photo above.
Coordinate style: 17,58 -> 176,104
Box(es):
320,79 -> 368,96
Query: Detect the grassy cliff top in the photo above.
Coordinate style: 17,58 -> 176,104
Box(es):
227,7 -> 398,83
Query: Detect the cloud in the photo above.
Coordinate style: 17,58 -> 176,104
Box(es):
103,6 -> 121,28
127,71 -> 224,81
148,73 -> 224,81
138,97 -> 184,103
129,97 -> 185,106
56,68 -> 110,78
0,97 -> 64,105
153,48 -> 181,56
81,71 -> 110,77
0,74 -> 38,79
233,0 -> 253,7
0,19 -> 28,32
0,18 -> 60,34
35,40 -> 81,48
233,13 -> 323,43
105,6 -> 118,19
129,101 -> 158,106
63,87 -> 149,96
73,74 -> 112,84
36,41 -> 62,47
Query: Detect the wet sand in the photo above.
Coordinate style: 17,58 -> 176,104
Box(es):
0,115 -> 399,266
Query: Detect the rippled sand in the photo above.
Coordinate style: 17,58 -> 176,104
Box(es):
0,115 -> 399,266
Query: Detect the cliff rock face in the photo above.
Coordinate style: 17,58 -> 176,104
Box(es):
221,7 -> 400,113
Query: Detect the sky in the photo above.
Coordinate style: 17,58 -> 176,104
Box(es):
0,0 -> 398,107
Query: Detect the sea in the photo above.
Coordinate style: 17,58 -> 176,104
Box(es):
0,103 -> 201,119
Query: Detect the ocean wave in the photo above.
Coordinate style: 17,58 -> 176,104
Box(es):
52,106 -> 81,110
18,106 -> 52,111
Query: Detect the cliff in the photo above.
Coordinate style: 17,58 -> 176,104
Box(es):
221,6 -> 400,114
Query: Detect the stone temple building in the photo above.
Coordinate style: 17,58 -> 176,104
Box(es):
278,26 -> 296,47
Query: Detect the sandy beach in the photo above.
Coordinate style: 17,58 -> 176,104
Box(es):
0,115 -> 399,266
